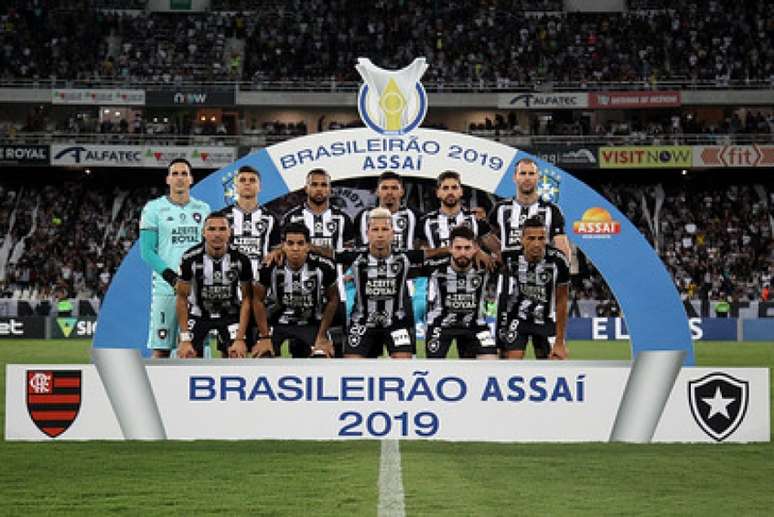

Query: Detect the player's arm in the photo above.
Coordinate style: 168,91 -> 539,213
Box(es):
553,234 -> 571,263
139,229 -> 178,287
313,284 -> 340,358
228,282 -> 252,358
250,280 -> 274,357
175,280 -> 196,358
550,282 -> 569,360
479,232 -> 502,262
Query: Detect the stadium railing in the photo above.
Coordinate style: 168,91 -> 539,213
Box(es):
1,78 -> 772,93
3,132 -> 772,147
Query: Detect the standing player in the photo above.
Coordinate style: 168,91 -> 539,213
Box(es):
223,165 -> 280,344
423,226 -> 497,359
140,158 -> 210,358
354,171 -> 418,250
489,158 -> 570,257
279,168 -> 354,357
224,165 -> 280,277
497,216 -> 569,360
328,208 -> 448,359
251,222 -> 339,358
175,212 -> 253,359
420,170 -> 501,258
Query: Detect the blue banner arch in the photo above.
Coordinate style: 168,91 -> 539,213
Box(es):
93,128 -> 693,364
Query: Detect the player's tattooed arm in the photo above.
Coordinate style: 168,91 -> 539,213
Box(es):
175,280 -> 196,358
250,282 -> 274,358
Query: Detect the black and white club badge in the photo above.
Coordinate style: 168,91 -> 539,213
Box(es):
395,217 -> 407,230
688,372 -> 749,442
193,212 -> 202,223
326,221 -> 338,233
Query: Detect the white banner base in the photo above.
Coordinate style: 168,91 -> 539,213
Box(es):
6,359 -> 769,443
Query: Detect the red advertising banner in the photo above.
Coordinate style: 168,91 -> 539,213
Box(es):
590,91 -> 681,109
693,145 -> 774,168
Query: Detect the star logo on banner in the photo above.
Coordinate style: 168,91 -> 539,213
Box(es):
702,386 -> 735,419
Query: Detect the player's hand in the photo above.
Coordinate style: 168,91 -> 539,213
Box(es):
474,250 -> 496,272
262,249 -> 285,266
250,338 -> 275,358
549,342 -> 568,360
228,339 -> 247,358
177,341 -> 197,359
162,268 -> 179,288
311,337 -> 334,358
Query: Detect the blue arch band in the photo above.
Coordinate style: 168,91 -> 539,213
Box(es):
93,131 -> 693,365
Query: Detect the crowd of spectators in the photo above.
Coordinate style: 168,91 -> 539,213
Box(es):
468,110 -> 774,143
242,0 -> 774,86
1,180 -> 152,303
0,3 -> 244,83
2,1 -> 772,86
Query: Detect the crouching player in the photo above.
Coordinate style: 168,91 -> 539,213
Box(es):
424,225 -> 497,359
251,222 -> 339,358
175,212 -> 253,358
497,216 -> 570,359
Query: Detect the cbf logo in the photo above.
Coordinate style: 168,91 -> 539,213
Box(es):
221,169 -> 238,205
688,372 -> 749,442
356,58 -> 428,135
537,168 -> 562,203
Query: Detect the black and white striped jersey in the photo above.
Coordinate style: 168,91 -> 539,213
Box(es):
257,254 -> 337,326
500,246 -> 570,335
419,208 -> 492,248
335,248 -> 426,329
423,257 -> 490,328
489,198 -> 565,251
224,204 -> 280,277
281,203 -> 354,298
353,206 -> 417,250
281,203 -> 354,251
179,243 -> 253,321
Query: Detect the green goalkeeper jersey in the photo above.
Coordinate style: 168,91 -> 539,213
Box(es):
140,195 -> 211,295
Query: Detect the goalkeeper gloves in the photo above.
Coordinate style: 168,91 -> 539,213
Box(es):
162,268 -> 179,288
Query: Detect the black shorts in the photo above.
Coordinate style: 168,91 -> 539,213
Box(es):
188,317 -> 240,356
495,315 -> 554,358
345,324 -> 414,358
425,325 -> 497,359
272,324 -> 327,358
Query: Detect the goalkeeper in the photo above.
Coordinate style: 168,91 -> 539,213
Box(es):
139,158 -> 210,358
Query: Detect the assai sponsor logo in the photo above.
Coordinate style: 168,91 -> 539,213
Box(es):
572,207 -> 621,238
356,58 -> 428,135
688,372 -> 749,442
26,370 -> 82,438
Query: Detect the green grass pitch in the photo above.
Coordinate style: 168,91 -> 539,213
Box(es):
2,339 -> 773,515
